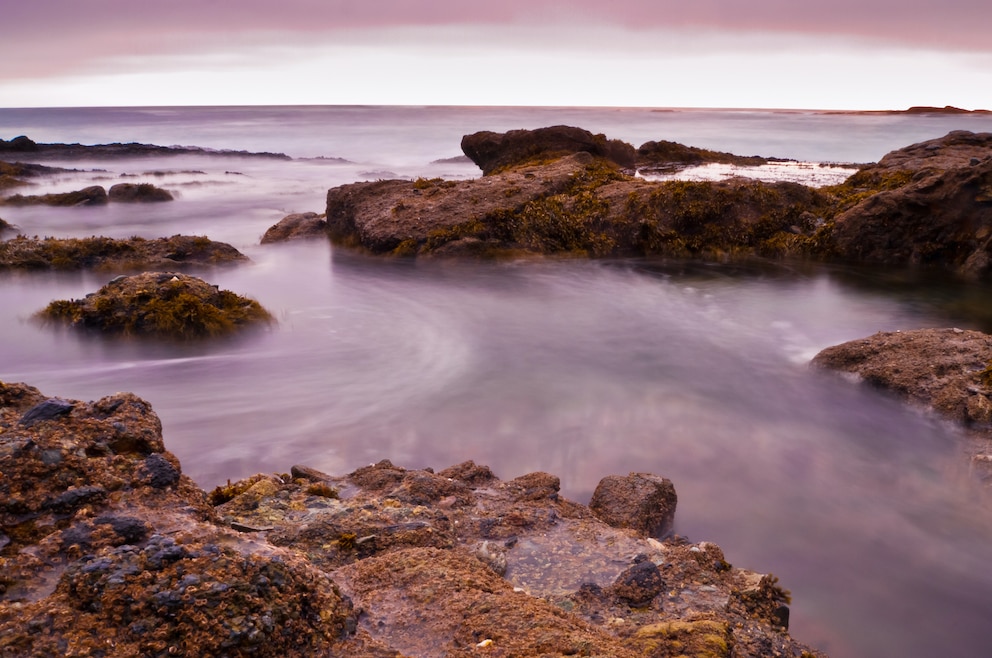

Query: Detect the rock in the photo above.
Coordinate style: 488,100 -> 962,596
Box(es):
0,382 -> 827,657
636,139 -> 770,174
461,125 -> 637,175
1,185 -> 107,206
0,136 -> 38,152
260,211 -> 328,244
611,559 -> 665,606
831,151 -> 992,276
589,472 -> 678,538
18,398 -> 74,427
0,234 -> 249,271
107,182 -> 173,202
812,328 -> 992,427
36,271 -> 273,339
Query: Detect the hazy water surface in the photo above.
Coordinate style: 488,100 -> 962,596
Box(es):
2,106 -> 992,658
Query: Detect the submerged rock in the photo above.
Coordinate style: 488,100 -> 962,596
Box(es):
38,271 -> 273,340
0,234 -> 249,271
0,384 -> 827,657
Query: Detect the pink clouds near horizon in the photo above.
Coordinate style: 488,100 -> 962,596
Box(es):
2,0 -> 990,109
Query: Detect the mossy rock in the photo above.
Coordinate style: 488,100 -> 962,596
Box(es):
0,234 -> 248,271
632,620 -> 733,658
38,272 -> 273,340
1,185 -> 108,207
107,182 -> 173,202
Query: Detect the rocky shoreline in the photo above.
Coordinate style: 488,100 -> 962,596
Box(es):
0,382 -> 824,657
261,126 -> 992,278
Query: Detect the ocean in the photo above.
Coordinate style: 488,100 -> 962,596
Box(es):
2,105 -> 992,658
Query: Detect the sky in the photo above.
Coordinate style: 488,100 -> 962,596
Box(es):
1,0 -> 991,110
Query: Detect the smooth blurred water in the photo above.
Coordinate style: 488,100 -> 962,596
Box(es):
2,106 -> 992,658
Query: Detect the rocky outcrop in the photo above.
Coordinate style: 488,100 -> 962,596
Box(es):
812,328 -> 992,428
0,160 -> 73,190
1,382 -> 826,657
107,182 -> 174,202
0,234 -> 248,271
318,149 -> 833,259
829,131 -> 992,276
0,382 -> 361,658
636,140 -> 772,174
589,472 -> 678,538
260,212 -> 328,244
461,125 -> 637,175
37,272 -> 273,340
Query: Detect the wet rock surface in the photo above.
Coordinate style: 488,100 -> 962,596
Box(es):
270,127 -> 992,275
260,211 -> 328,244
813,328 -> 992,480
1,383 -> 826,657
37,271 -> 273,340
0,234 -> 248,271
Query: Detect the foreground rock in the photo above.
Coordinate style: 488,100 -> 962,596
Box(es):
0,382 -> 362,657
0,160 -> 74,190
1,383 -> 826,657
0,234 -> 248,271
38,272 -> 273,340
812,328 -> 992,480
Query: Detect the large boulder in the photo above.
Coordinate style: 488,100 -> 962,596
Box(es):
37,271 -> 273,339
461,125 -> 636,175
829,131 -> 992,276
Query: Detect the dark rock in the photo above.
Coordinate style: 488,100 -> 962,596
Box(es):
42,485 -> 107,512
107,182 -> 173,202
260,212 -> 328,244
636,139 -> 770,173
589,472 -> 677,538
19,398 -> 74,427
0,136 -> 38,152
611,560 -> 665,606
141,453 -> 181,489
0,234 -> 249,272
831,153 -> 992,276
461,125 -> 637,175
94,514 -> 151,544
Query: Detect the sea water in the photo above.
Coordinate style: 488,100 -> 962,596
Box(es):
2,106 -> 992,658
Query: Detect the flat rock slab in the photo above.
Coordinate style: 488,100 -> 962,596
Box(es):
812,328 -> 992,427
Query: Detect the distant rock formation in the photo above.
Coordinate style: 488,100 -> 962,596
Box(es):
461,125 -> 637,175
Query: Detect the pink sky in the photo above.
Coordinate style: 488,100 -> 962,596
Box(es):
2,0 -> 990,109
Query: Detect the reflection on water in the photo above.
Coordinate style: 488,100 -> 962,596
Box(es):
3,245 -> 992,658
